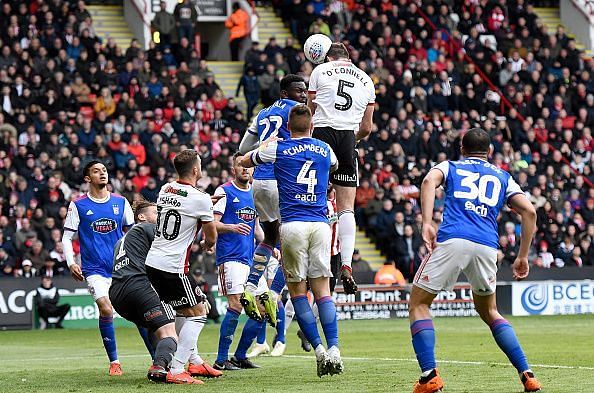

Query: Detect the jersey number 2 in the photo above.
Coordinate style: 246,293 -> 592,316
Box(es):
335,79 -> 354,111
155,206 -> 182,240
259,115 -> 283,142
297,160 -> 318,194
453,169 -> 502,207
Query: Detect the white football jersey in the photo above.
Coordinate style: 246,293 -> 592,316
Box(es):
309,60 -> 375,131
145,181 -> 214,274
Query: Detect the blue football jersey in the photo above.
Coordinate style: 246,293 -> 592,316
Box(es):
213,182 -> 258,266
434,158 -> 524,249
64,193 -> 134,278
252,137 -> 338,223
247,99 -> 299,180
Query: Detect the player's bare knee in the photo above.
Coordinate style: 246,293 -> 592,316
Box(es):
96,298 -> 113,316
155,323 -> 177,340
227,294 -> 242,311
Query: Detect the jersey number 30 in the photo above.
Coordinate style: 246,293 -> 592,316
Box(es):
453,169 -> 502,207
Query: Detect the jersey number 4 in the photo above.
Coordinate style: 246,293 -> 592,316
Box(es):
335,79 -> 354,111
155,206 -> 182,240
297,160 -> 318,194
453,169 -> 502,207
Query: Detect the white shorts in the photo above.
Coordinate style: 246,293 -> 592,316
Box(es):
217,261 -> 269,297
253,179 -> 280,222
86,274 -> 112,301
280,221 -> 332,283
414,238 -> 498,296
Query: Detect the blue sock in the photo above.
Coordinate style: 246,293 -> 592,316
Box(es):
411,319 -> 436,372
247,243 -> 273,288
270,268 -> 286,294
275,300 -> 286,344
216,307 -> 240,363
490,319 -> 529,373
257,322 -> 267,345
235,319 -> 266,360
292,295 -> 322,348
137,326 -> 155,360
99,316 -> 118,362
317,296 -> 338,348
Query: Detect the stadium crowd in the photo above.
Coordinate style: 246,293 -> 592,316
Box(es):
0,0 -> 593,283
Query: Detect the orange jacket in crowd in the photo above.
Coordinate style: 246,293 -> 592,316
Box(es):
225,8 -> 250,41
374,264 -> 406,285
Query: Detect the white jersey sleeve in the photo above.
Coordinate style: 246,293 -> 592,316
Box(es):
123,199 -> 134,227
505,177 -> 525,200
212,186 -> 227,216
432,160 -> 450,183
63,201 -> 80,232
252,140 -> 278,165
194,192 -> 214,222
329,146 -> 338,172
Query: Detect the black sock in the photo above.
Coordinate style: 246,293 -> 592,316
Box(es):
153,337 -> 177,368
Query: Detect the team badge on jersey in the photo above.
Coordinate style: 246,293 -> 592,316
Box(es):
236,207 -> 257,222
91,218 -> 117,234
112,204 -> 119,215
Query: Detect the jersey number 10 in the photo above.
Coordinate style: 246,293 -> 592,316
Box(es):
453,169 -> 502,207
155,206 -> 182,240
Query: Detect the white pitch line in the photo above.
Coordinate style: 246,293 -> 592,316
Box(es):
5,352 -> 594,371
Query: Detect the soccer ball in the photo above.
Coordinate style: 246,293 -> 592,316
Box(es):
303,34 -> 332,64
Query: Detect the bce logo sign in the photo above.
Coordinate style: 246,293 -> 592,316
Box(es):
519,282 -> 594,315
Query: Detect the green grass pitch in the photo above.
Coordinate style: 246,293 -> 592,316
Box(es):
0,315 -> 592,392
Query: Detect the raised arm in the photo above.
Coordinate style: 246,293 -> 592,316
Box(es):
420,168 -> 444,253
508,194 -> 537,280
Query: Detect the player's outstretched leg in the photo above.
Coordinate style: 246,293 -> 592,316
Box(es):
473,294 -> 542,392
247,323 -> 270,358
409,286 -> 443,393
96,297 -> 121,376
214,307 -> 242,370
231,319 -> 265,369
337,209 -> 358,294
292,294 -> 330,377
270,300 -> 286,356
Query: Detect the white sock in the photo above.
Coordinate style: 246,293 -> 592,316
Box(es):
337,210 -> 356,268
284,299 -> 295,329
170,316 -> 207,374
189,345 -> 203,365
314,344 -> 327,360
421,369 -> 434,378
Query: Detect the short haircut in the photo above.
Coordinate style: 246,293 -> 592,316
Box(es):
280,74 -> 305,92
326,43 -> 349,59
232,151 -> 242,163
83,160 -> 104,178
462,128 -> 491,154
173,149 -> 199,177
132,199 -> 155,222
288,105 -> 312,134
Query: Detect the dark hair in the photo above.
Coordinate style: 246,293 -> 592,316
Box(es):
232,151 -> 242,163
132,199 -> 156,222
462,128 -> 491,154
280,74 -> 305,92
232,2 -> 241,11
83,160 -> 104,178
288,105 -> 312,133
326,43 -> 349,60
173,149 -> 199,177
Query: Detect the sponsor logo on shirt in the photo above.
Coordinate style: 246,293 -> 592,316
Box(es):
236,206 -> 257,222
165,186 -> 188,197
464,201 -> 488,217
91,218 -> 118,234
143,307 -> 164,321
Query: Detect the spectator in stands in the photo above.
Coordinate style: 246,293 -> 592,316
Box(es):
152,2 -> 176,48
236,66 -> 259,119
351,249 -> 372,273
174,0 -> 198,42
225,2 -> 250,61
374,260 -> 406,285
15,259 -> 36,278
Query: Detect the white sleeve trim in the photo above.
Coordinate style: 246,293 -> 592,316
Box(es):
123,199 -> 134,226
63,201 -> 80,231
213,186 -> 227,215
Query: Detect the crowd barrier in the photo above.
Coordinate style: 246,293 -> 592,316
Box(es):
1,267 -> 593,330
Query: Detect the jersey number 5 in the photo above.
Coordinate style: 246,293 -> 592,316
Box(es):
155,206 -> 182,240
335,79 -> 354,111
453,169 -> 502,207
297,160 -> 318,194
